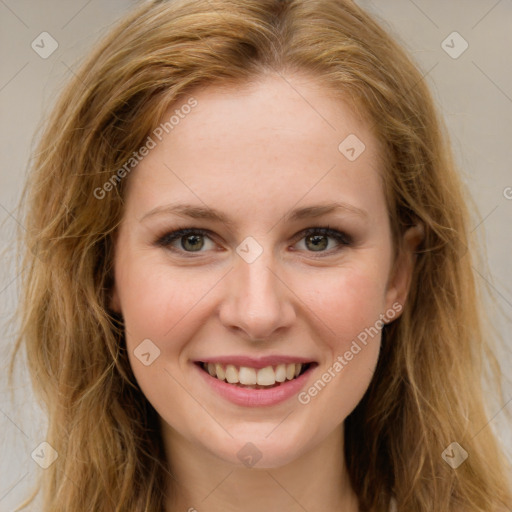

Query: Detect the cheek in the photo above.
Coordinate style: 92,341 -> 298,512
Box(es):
292,268 -> 385,418
292,263 -> 388,410
299,261 -> 390,344
116,254 -> 213,343
115,257 -> 208,420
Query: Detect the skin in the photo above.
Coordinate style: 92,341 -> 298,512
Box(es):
111,72 -> 422,512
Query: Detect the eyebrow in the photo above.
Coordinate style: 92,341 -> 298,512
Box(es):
140,201 -> 368,226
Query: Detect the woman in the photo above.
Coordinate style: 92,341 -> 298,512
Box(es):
10,0 -> 512,510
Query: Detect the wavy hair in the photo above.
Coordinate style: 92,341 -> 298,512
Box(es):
9,0 -> 512,510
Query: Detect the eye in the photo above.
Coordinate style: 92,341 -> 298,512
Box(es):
154,225 -> 353,256
155,228 -> 216,253
293,226 -> 353,255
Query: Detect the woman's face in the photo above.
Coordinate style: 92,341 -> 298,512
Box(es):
111,73 -> 415,468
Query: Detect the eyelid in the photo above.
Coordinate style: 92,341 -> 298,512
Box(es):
155,227 -> 215,251
295,226 -> 353,246
154,225 -> 353,256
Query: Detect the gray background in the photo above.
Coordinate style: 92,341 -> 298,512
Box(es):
1,1 -> 511,509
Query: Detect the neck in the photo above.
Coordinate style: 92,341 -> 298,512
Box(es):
162,424 -> 359,512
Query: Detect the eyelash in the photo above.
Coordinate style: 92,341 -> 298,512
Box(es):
154,225 -> 353,257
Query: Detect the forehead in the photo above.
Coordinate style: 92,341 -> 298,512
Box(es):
124,73 -> 386,223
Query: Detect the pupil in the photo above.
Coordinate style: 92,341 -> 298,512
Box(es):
307,234 -> 327,251
181,234 -> 328,252
183,235 -> 204,251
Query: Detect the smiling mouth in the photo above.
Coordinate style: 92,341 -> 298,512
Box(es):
196,361 -> 315,389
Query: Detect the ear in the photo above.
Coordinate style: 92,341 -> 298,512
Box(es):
384,223 -> 424,316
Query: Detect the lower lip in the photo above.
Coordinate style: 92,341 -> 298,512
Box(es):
194,363 -> 316,407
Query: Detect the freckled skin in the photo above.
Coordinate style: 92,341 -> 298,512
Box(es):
111,73 -> 417,511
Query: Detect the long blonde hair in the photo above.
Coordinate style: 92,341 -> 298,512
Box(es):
10,0 -> 512,510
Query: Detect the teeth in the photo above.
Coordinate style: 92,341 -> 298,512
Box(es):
275,364 -> 287,382
239,366 -> 257,385
202,362 -> 306,387
215,363 -> 225,381
257,366 -> 276,386
225,364 -> 238,384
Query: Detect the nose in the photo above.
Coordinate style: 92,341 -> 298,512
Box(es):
218,250 -> 296,341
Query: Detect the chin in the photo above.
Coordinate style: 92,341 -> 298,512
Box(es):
200,426 -> 313,469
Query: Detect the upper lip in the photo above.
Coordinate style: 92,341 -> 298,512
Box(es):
195,355 -> 316,369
